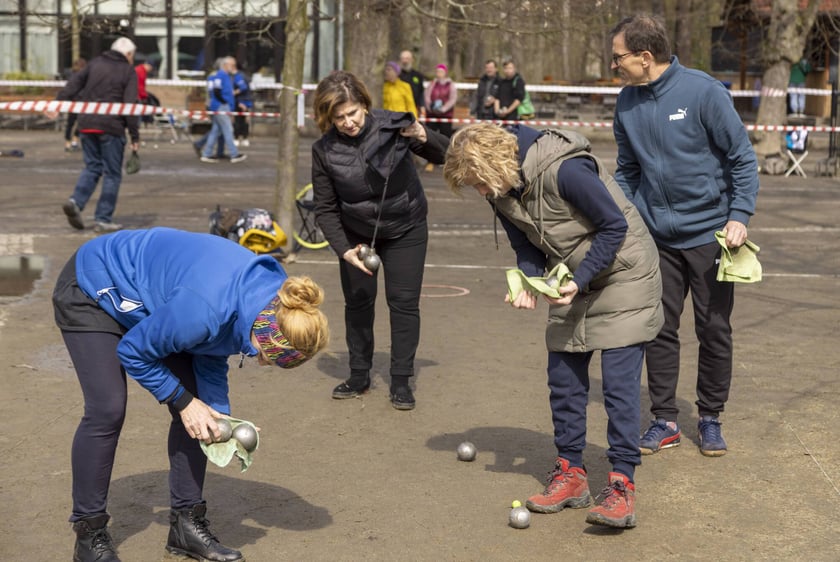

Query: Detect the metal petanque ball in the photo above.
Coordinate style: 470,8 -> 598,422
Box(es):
545,275 -> 560,289
213,418 -> 232,443
509,506 -> 531,529
232,423 -> 258,452
358,244 -> 371,259
363,253 -> 381,273
456,441 -> 477,462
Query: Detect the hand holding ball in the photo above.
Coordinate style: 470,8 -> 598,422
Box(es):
357,244 -> 381,272
363,253 -> 381,273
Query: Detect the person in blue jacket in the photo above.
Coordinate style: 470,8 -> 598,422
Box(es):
52,227 -> 329,562
609,15 -> 759,458
201,57 -> 246,163
443,122 -> 663,528
231,63 -> 253,147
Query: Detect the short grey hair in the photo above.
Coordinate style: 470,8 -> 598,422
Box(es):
111,37 -> 136,57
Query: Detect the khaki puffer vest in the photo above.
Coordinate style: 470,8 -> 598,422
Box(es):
492,129 -> 664,352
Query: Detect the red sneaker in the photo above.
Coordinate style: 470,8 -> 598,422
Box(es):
585,472 -> 637,528
525,457 -> 591,513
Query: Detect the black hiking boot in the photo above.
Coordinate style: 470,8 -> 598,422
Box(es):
165,502 -> 243,561
72,513 -> 120,562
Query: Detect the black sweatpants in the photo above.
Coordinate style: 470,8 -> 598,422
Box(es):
339,221 -> 427,380
645,242 -> 735,421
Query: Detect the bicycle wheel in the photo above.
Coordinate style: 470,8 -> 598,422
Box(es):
292,183 -> 330,250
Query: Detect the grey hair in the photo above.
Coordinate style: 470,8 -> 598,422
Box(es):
111,37 -> 136,57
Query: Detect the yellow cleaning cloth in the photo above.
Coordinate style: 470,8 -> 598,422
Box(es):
199,417 -> 259,472
715,231 -> 762,283
505,263 -> 573,302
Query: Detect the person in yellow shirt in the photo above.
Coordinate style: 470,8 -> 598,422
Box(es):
383,61 -> 417,116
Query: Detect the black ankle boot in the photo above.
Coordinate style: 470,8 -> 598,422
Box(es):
332,370 -> 370,399
72,513 -> 120,562
389,376 -> 415,410
165,502 -> 243,562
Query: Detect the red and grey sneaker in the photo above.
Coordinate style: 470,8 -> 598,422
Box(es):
639,418 -> 681,455
525,457 -> 591,513
585,472 -> 637,528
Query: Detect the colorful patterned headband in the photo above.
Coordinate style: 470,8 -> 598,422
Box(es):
252,295 -> 309,369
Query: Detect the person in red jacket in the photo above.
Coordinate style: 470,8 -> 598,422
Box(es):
422,63 -> 457,171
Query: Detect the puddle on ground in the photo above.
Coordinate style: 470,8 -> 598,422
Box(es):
0,255 -> 44,297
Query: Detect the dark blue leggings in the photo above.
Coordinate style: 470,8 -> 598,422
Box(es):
547,344 -> 644,480
61,330 -> 206,521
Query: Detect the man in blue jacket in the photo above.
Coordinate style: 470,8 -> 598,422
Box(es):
609,15 -> 759,458
202,56 -> 246,163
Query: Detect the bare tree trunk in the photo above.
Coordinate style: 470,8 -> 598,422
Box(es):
344,1 -> 392,107
275,0 -> 309,248
674,0 -> 693,68
71,0 -> 80,63
753,0 -> 820,157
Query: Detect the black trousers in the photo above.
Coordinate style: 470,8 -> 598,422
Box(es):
645,242 -> 735,421
339,221 -> 427,379
65,112 -> 79,142
234,112 -> 249,139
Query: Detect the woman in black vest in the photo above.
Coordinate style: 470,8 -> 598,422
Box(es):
311,71 -> 449,410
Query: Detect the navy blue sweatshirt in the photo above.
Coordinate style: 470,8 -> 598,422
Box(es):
498,126 -> 628,290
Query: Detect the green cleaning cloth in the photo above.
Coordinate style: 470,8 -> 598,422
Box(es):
715,231 -> 762,283
200,417 -> 259,472
506,263 -> 574,302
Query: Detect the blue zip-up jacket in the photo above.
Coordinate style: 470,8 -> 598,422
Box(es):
232,72 -> 253,109
207,68 -> 236,111
74,228 -> 288,414
613,56 -> 759,249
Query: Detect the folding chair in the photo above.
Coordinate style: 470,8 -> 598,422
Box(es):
292,183 -> 329,250
145,92 -> 191,145
785,128 -> 809,178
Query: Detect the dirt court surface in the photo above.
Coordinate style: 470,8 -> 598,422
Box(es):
0,129 -> 838,561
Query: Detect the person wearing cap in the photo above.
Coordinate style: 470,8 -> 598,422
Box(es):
52,227 -> 329,562
383,61 -> 417,116
423,63 -> 457,171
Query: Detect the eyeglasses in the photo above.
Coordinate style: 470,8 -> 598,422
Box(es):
611,51 -> 638,65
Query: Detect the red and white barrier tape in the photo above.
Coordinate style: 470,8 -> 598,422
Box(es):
0,78 -> 308,93
1,100 -> 837,132
0,99 -> 279,119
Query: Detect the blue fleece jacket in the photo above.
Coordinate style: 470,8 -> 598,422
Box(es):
232,72 -> 253,109
207,68 -> 236,111
74,228 -> 288,414
613,56 -> 759,249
